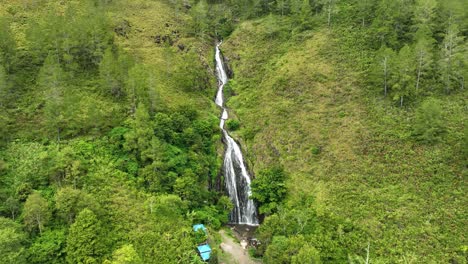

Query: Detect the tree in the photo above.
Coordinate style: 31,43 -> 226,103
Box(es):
100,48 -> 123,98
370,0 -> 406,48
37,54 -> 66,144
439,23 -> 466,93
291,244 -> 321,264
190,0 -> 209,37
66,209 -> 106,264
5,196 -> 20,220
28,229 -> 67,264
413,29 -> 434,95
0,65 -> 8,107
276,0 -> 290,16
264,235 -> 308,264
0,18 -> 16,71
124,103 -> 154,163
412,0 -> 437,32
23,192 -> 51,234
413,98 -> 445,143
107,244 -> 142,264
373,46 -> 396,97
392,45 -> 415,106
126,65 -> 149,115
55,187 -> 97,224
251,166 -> 287,215
0,217 -> 27,264
320,0 -> 336,27
173,169 -> 201,206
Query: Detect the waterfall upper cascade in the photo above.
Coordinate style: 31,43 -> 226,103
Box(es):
215,43 -> 259,226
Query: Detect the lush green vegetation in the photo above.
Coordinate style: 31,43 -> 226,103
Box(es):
0,0 -> 466,263
215,0 -> 466,262
0,0 -> 229,263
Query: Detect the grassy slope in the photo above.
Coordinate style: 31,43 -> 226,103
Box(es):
223,16 -> 466,262
108,0 -> 218,113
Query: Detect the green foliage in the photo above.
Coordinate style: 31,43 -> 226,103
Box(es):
23,192 -> 51,234
220,2 -> 466,262
251,166 -> 287,215
26,1 -> 113,71
55,187 -> 99,224
412,98 -> 445,143
0,64 -> 8,107
66,209 -> 107,264
107,244 -> 142,264
226,119 -> 240,131
391,45 -> 415,106
38,53 -> 67,141
0,0 -> 465,263
438,22 -> 466,93
0,17 -> 16,71
99,48 -> 128,98
0,217 -> 27,264
292,244 -> 322,264
28,229 -> 67,264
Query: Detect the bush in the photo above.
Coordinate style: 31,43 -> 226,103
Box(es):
226,119 -> 240,131
412,98 -> 445,143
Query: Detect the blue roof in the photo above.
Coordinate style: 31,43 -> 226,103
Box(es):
193,224 -> 207,233
197,244 -> 211,261
200,251 -> 210,261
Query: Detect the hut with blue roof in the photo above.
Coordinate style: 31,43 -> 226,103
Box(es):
197,243 -> 212,262
193,224 -> 211,261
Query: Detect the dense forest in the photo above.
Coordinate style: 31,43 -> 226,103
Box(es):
0,0 -> 466,263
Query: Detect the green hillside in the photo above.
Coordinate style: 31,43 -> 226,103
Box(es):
0,0 -> 466,263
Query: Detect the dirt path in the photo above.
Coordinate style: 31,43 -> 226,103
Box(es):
219,230 -> 260,264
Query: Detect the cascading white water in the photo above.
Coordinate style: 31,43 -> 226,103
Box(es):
215,43 -> 259,225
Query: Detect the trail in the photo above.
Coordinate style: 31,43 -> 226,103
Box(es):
219,230 -> 260,264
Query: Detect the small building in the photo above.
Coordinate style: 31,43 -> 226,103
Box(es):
193,224 -> 208,234
197,244 -> 212,262
193,224 -> 211,261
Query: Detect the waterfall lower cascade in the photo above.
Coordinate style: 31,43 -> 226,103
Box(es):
215,43 -> 259,226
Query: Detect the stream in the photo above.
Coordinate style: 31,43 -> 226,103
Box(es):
215,43 -> 259,226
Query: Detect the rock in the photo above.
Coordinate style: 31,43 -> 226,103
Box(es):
154,35 -> 161,44
114,19 -> 131,38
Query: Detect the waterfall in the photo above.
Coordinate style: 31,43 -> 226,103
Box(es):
215,43 -> 259,226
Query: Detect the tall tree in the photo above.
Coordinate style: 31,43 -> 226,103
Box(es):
28,229 -> 67,264
0,18 -> 16,71
412,0 -> 437,32
100,48 -> 123,98
66,209 -> 106,264
37,54 -> 66,144
55,187 -> 97,224
190,0 -> 209,37
124,103 -> 154,163
107,244 -> 142,264
373,46 -> 396,97
439,23 -> 466,93
23,192 -> 51,234
276,0 -> 290,16
0,217 -> 27,264
319,0 -> 336,27
0,65 -> 7,107
392,45 -> 415,106
126,65 -> 149,115
413,29 -> 434,95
